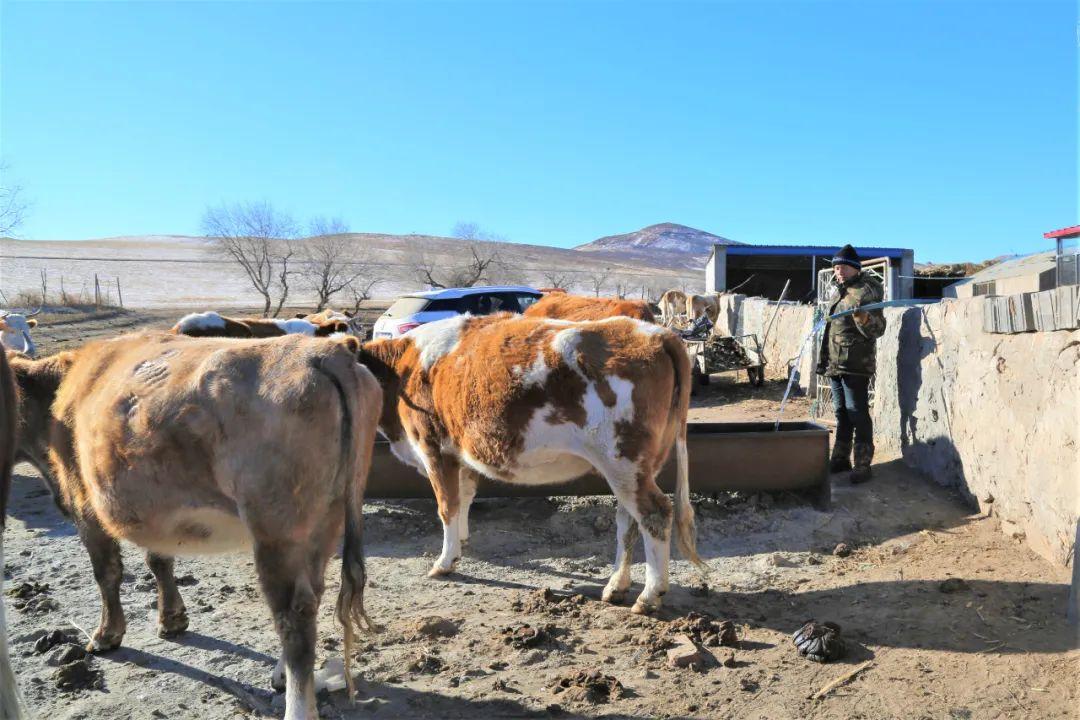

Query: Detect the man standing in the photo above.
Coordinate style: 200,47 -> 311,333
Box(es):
817,245 -> 886,483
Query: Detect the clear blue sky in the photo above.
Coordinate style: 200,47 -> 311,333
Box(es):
1,0 -> 1076,263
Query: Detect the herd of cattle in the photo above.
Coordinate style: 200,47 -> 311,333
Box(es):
0,289 -> 718,720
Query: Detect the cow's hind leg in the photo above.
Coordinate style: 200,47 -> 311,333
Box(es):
428,454 -> 462,577
602,505 -> 639,604
146,552 -> 188,638
255,541 -> 323,720
77,514 -> 127,652
595,461 -> 673,615
458,467 -> 479,545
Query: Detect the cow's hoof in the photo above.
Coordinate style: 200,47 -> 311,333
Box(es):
631,598 -> 660,616
601,588 -> 627,604
157,613 -> 189,638
427,561 -> 457,578
270,670 -> 286,693
86,633 -> 124,653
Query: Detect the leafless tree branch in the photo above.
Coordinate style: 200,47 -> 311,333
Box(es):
202,200 -> 298,317
0,162 -> 30,237
586,267 -> 613,297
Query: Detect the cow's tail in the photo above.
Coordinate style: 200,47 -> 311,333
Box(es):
662,333 -> 708,577
1,350 -> 29,719
321,339 -> 382,701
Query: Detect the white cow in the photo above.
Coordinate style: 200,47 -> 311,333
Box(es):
0,309 -> 40,357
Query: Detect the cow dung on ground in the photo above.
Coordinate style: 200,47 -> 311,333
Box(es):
551,668 -> 626,704
406,615 -> 460,640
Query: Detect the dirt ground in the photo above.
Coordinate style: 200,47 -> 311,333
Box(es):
4,311 -> 1077,720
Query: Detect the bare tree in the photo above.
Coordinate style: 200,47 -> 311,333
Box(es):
541,270 -> 574,290
202,200 -> 298,317
309,215 -> 350,238
0,162 -> 30,237
408,242 -> 517,289
585,267 -> 613,297
344,274 -> 382,314
612,275 -> 634,299
299,218 -> 369,311
452,221 -> 483,240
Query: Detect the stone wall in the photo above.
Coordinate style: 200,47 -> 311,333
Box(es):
723,295 -> 1079,567
870,298 -> 1079,567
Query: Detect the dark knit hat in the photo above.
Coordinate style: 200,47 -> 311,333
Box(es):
831,244 -> 861,270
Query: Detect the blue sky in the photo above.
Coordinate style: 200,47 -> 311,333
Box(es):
1,0 -> 1075,263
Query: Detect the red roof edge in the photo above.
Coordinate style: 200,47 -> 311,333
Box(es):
1044,225 -> 1080,239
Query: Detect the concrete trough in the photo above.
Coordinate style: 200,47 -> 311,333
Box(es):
365,420 -> 832,507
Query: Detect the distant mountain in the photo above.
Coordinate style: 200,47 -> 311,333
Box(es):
574,223 -> 740,270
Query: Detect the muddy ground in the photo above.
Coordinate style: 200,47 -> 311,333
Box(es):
4,310 -> 1077,720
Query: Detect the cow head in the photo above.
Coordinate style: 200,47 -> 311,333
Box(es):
7,349 -> 76,508
0,308 -> 41,357
355,339 -> 409,442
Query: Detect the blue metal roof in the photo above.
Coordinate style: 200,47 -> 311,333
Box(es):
717,244 -> 909,259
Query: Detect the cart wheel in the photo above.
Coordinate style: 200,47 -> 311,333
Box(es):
748,367 -> 764,387
693,367 -> 710,387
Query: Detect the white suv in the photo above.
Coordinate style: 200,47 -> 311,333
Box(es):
371,285 -> 543,339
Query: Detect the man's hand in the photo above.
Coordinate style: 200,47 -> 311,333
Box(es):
852,310 -> 871,326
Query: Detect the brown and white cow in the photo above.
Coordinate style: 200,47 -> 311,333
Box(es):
9,334 -> 382,719
171,311 -> 349,339
523,294 -> 657,323
299,308 -> 352,325
686,293 -> 721,323
657,289 -> 688,324
357,313 -> 705,614
1,348 -> 28,720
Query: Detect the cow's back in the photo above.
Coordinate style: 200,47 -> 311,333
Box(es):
416,314 -> 685,476
52,334 -> 378,548
524,294 -> 656,322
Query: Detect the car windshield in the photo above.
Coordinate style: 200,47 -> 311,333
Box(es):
383,297 -> 430,317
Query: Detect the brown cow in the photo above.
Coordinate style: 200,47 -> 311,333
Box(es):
658,289 -> 688,324
357,313 -> 705,614
9,334 -> 382,719
171,311 -> 349,338
686,293 -> 721,323
1,349 -> 28,719
523,294 -> 656,323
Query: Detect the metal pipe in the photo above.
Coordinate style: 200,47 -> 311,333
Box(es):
827,298 -> 939,321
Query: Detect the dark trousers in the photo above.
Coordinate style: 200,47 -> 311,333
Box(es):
830,374 -> 872,445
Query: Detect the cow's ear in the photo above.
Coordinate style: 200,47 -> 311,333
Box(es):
334,321 -> 349,333
27,319 -> 38,328
295,313 -> 306,319
335,335 -> 361,354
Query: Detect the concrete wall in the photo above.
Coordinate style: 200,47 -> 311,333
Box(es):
732,297 -> 817,382
723,295 -> 1079,568
871,298 -> 1078,567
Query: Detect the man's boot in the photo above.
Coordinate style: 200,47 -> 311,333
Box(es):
829,438 -> 852,473
851,442 -> 874,484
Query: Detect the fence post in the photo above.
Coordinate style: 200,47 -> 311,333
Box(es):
95,273 -> 101,308
116,277 -> 123,308
40,268 -> 47,304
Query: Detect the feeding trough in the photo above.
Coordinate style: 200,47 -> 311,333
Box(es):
365,420 -> 832,508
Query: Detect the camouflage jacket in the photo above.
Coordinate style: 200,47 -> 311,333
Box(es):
817,272 -> 886,377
